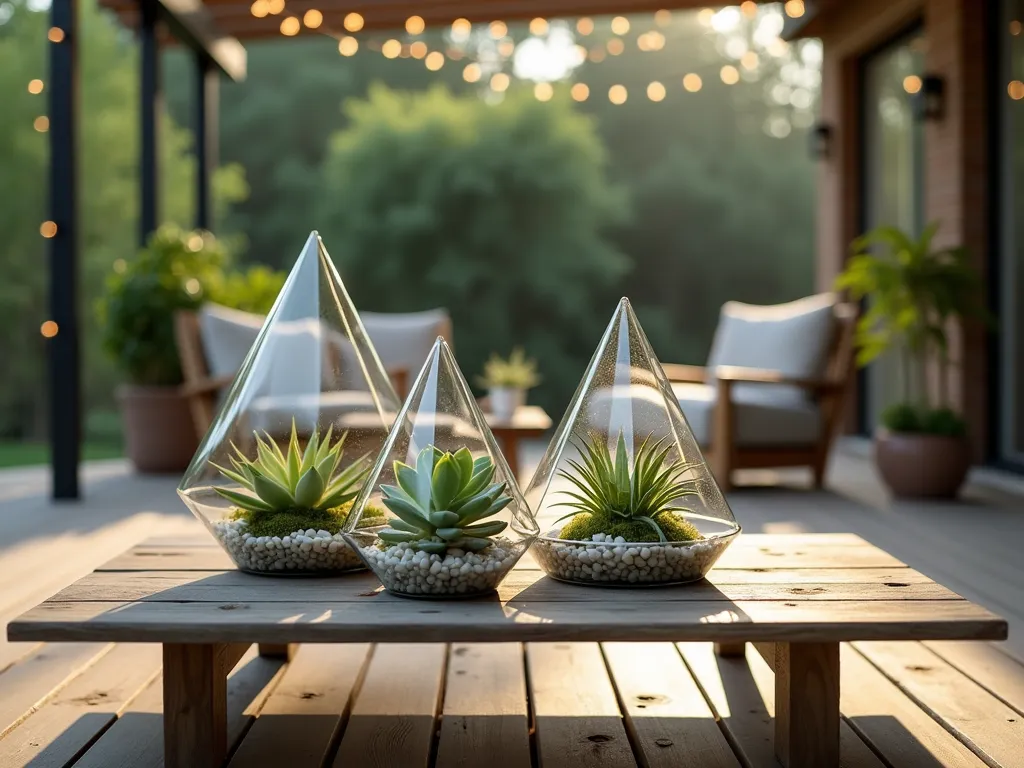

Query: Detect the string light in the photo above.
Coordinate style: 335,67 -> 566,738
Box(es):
903,75 -> 922,94
344,12 -> 364,31
571,83 -> 589,101
463,63 -> 481,82
451,17 -> 471,36
425,51 -> 444,70
768,38 -> 788,56
498,40 -> 515,57
250,0 -> 268,18
382,39 -> 401,58
40,321 -> 59,338
266,0 -> 284,14
720,65 -> 739,84
447,47 -> 464,60
534,82 -> 553,101
28,79 -> 44,94
491,72 -> 510,92
784,0 -> 805,18
1009,80 -> 1024,99
589,47 -> 606,63
489,20 -> 507,38
740,0 -> 758,17
1012,20 -> 1022,36
609,85 -> 627,104
405,15 -> 425,34
40,221 -> 57,238
529,17 -> 548,36
34,116 -> 49,132
576,17 -> 593,35
741,51 -> 759,70
611,16 -> 629,35
47,27 -> 65,42
607,38 -> 624,55
303,9 -> 322,28
696,9 -> 714,25
575,44 -> 588,60
410,40 -> 427,58
683,73 -> 703,92
647,81 -> 666,101
338,36 -> 358,55
654,9 -> 671,27
638,31 -> 664,51
280,16 -> 300,35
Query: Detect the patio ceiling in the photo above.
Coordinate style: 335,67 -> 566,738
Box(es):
99,0 -> 770,41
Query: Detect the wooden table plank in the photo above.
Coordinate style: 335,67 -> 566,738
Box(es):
602,642 -> 740,768
333,644 -> 446,768
229,644 -> 371,768
527,643 -> 636,768
9,598 -> 1006,644
435,643 -> 531,768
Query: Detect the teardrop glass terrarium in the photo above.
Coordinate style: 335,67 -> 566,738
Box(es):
178,231 -> 403,575
344,337 -> 539,598
525,298 -> 740,586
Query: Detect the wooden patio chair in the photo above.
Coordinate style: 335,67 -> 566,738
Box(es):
663,295 -> 857,491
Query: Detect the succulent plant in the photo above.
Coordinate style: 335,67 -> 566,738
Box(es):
475,347 -> 542,390
555,431 -> 703,543
376,445 -> 512,554
211,421 -> 370,513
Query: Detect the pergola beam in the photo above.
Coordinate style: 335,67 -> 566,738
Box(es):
140,0 -> 161,247
195,54 -> 219,230
159,0 -> 247,80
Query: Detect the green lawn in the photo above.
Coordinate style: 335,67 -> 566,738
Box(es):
0,441 -> 123,469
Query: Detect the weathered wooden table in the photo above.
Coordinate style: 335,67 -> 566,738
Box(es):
482,405 -> 551,478
8,533 -> 1006,768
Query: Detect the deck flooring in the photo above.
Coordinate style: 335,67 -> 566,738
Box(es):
1,445 -> 1023,766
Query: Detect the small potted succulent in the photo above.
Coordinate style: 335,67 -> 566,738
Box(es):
476,347 -> 541,420
348,445 -> 522,597
532,431 -> 737,585
198,422 -> 386,574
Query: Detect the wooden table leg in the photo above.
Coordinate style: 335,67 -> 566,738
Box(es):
163,643 -> 230,768
258,643 -> 296,659
498,433 -> 520,479
774,642 -> 840,768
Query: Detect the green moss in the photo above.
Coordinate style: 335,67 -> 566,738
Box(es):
230,501 -> 386,539
558,510 -> 702,543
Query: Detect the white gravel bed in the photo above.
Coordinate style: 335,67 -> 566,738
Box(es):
359,537 -> 521,597
212,518 -> 364,574
532,531 -> 732,585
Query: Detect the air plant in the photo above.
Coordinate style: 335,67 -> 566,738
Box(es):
211,421 -> 370,513
376,445 -> 513,554
555,431 -> 702,542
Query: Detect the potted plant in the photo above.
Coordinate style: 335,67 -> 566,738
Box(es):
349,445 -> 522,597
836,222 -> 991,498
532,431 -> 738,585
476,347 -> 541,420
197,421 -> 386,574
98,225 -> 284,473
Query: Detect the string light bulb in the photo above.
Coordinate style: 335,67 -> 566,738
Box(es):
463,63 -> 481,82
40,321 -> 59,338
451,17 -> 471,36
381,39 -> 401,58
576,17 -> 594,35
425,51 -> 444,70
571,82 -> 589,101
410,40 -> 427,58
647,81 -> 666,101
405,15 -> 425,34
529,17 -> 548,35
720,65 -> 739,84
338,36 -> 358,55
343,12 -> 364,31
741,51 -> 759,70
608,84 -> 627,104
740,0 -> 757,17
280,16 -> 300,35
28,79 -> 44,94
784,0 -> 805,18
34,116 -> 49,132
607,38 -> 624,55
266,0 -> 284,15
654,9 -> 671,26
303,9 -> 322,28
489,20 -> 507,38
903,75 -> 922,94
534,81 -> 553,101
1009,80 -> 1024,99
490,72 -> 510,92
610,16 -> 629,35
47,27 -> 65,42
40,221 -> 58,238
250,0 -> 268,18
683,73 -> 703,92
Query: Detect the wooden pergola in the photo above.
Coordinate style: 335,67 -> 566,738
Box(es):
46,0 -> 817,498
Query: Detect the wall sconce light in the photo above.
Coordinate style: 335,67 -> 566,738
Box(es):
810,123 -> 832,159
913,75 -> 945,121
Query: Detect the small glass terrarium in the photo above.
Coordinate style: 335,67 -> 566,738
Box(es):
525,298 -> 740,586
343,337 -> 539,598
177,232 -> 402,575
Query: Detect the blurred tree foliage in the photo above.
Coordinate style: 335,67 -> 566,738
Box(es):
0,0 -> 247,440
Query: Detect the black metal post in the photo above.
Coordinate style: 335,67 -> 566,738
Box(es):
140,0 -> 161,246
195,54 -> 218,231
48,0 -> 81,500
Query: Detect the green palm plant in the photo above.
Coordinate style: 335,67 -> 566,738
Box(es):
211,421 -> 370,513
376,446 -> 513,554
555,431 -> 702,543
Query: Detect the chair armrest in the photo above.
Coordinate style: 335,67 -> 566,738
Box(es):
180,374 -> 234,397
714,365 -> 843,394
662,363 -> 707,384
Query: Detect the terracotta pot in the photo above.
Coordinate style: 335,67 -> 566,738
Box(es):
117,385 -> 198,474
874,430 -> 970,499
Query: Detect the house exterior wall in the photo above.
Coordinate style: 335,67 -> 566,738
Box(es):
814,0 -> 992,459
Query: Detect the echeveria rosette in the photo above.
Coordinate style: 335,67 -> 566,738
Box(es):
376,445 -> 512,554
554,431 -> 703,543
211,420 -> 371,513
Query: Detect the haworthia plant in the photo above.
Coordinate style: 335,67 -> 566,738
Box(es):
377,445 -> 512,554
211,420 -> 371,513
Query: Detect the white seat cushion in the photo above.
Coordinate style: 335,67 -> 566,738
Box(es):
673,382 -> 821,447
360,309 -> 451,372
247,390 -> 380,435
707,293 -> 837,406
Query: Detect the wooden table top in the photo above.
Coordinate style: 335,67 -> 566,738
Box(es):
481,405 -> 551,433
8,533 -> 1006,645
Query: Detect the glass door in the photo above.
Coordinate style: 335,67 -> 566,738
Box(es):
860,30 -> 926,431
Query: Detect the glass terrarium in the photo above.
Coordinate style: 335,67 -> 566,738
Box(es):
178,231 -> 402,575
343,337 -> 539,598
524,298 -> 740,586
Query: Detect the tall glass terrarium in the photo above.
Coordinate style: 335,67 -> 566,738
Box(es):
525,298 -> 740,586
344,338 -> 539,598
178,232 -> 403,575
